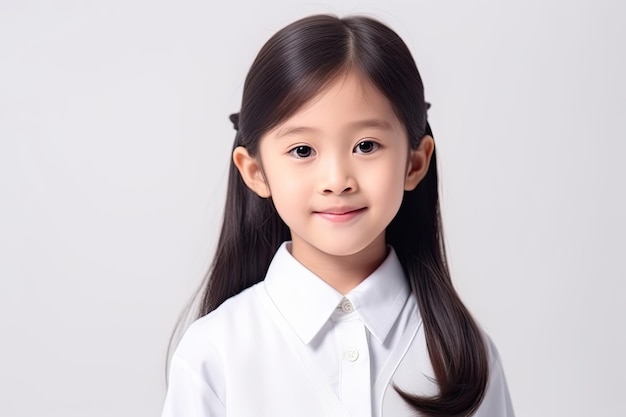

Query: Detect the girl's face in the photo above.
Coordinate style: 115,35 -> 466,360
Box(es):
235,70 -> 432,273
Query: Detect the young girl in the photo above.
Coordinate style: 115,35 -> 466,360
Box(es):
162,14 -> 514,417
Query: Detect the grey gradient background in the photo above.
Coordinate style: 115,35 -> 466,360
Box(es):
1,0 -> 624,416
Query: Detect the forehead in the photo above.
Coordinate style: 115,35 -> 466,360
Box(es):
270,69 -> 403,137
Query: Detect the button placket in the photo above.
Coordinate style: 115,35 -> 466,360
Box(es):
344,348 -> 359,362
334,312 -> 372,417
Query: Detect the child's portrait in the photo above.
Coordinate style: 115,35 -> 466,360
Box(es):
1,1 -> 623,416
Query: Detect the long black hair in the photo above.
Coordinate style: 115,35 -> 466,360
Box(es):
175,14 -> 489,417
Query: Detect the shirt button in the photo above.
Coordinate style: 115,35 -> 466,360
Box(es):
340,299 -> 354,313
345,348 -> 359,362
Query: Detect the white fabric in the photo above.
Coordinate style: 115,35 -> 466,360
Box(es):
162,242 -> 515,417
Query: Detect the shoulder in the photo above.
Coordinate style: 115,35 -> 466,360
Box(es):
482,332 -> 509,372
164,285 -> 267,417
166,282 -> 270,406
475,333 -> 516,416
174,282 -> 267,359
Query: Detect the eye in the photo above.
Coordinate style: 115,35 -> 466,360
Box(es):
354,140 -> 379,154
288,145 -> 315,159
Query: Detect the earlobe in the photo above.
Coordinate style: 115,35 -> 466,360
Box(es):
232,146 -> 271,198
404,135 -> 435,191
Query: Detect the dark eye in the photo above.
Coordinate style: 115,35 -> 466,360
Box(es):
288,145 -> 315,159
354,140 -> 379,154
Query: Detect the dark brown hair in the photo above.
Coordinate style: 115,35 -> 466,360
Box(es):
176,14 -> 489,416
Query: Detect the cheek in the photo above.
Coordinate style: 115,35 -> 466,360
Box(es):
366,158 -> 408,193
266,167 -> 304,196
379,174 -> 406,206
363,162 -> 407,219
263,164 -> 311,216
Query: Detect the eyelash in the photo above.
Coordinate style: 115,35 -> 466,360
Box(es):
288,145 -> 316,159
354,140 -> 380,155
287,140 -> 380,159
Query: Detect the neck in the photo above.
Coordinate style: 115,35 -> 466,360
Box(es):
289,237 -> 388,294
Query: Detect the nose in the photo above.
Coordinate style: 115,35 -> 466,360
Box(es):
319,155 -> 358,195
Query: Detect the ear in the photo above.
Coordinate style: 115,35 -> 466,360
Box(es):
232,146 -> 271,198
404,135 -> 435,191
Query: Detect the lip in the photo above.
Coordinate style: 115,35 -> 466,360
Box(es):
313,206 -> 366,223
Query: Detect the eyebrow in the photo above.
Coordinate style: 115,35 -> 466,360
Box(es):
275,118 -> 393,138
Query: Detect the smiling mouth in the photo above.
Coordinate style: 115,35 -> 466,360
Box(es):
314,207 -> 366,222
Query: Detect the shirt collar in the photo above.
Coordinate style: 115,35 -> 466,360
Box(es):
264,242 -> 409,345
343,247 -> 409,344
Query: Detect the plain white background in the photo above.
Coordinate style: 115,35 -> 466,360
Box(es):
1,0 -> 624,416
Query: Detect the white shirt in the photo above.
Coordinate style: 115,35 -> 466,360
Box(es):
162,242 -> 515,417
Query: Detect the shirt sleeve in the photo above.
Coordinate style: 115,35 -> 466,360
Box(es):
161,354 -> 226,417
473,337 -> 516,417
